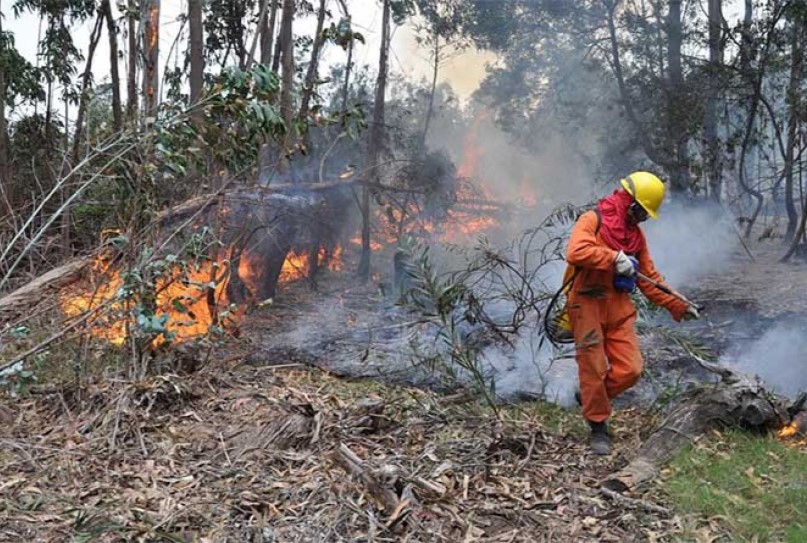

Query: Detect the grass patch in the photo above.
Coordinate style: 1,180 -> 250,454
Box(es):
664,429 -> 807,542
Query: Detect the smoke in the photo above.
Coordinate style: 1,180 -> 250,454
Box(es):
483,329 -> 579,406
728,320 -> 807,398
642,199 -> 738,287
427,112 -> 597,212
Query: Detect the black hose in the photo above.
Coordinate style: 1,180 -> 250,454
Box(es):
543,268 -> 578,347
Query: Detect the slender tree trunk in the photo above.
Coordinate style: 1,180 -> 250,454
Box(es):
337,0 -> 352,112
359,0 -> 391,281
100,0 -> 122,132
262,0 -> 279,65
0,0 -> 12,218
299,0 -> 328,124
71,15 -> 104,168
604,0 -> 673,173
245,0 -> 270,71
189,0 -> 204,110
422,33 -> 440,147
704,0 -> 723,200
739,1 -> 788,237
279,0 -> 296,172
61,14 -> 103,259
272,19 -> 283,72
783,14 -> 804,241
141,0 -> 160,127
740,0 -> 754,75
667,0 -> 690,192
341,30 -> 354,112
127,0 -> 138,122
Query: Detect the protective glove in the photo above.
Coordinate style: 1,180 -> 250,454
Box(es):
614,251 -> 636,277
682,305 -> 700,321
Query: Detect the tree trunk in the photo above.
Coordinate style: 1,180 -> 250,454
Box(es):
604,0 -> 673,173
299,0 -> 328,125
337,0 -> 352,112
278,0 -> 296,173
188,0 -> 204,110
0,0 -> 12,219
71,15 -> 105,168
739,0 -> 754,75
101,0 -> 122,132
126,0 -> 138,122
262,0 -> 279,66
666,0 -> 690,192
783,14 -> 804,242
739,2 -> 789,237
704,0 -> 722,201
141,0 -> 160,127
359,0 -> 391,281
245,0 -> 270,71
422,33 -> 440,148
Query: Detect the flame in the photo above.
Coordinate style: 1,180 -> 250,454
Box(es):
350,236 -> 384,252
779,423 -> 798,438
778,412 -> 807,439
279,246 -> 344,282
60,245 -> 344,345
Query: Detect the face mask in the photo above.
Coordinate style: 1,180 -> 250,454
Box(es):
628,202 -> 649,224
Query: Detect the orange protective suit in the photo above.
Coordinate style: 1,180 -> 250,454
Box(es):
566,211 -> 688,422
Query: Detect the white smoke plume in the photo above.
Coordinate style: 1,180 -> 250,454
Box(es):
728,320 -> 807,399
642,199 -> 739,288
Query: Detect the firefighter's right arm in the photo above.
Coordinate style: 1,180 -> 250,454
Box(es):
566,211 -> 618,271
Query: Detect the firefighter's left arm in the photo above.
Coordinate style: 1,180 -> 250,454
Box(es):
635,235 -> 688,321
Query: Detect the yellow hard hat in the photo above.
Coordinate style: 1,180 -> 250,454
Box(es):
620,171 -> 666,219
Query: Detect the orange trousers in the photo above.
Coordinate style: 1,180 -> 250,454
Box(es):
568,292 -> 642,423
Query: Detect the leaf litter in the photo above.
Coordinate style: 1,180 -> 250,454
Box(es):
0,360 -> 691,542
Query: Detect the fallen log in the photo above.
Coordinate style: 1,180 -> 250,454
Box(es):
603,360 -> 795,493
0,255 -> 95,320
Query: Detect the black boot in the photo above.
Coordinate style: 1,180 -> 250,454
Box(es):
588,420 -> 611,455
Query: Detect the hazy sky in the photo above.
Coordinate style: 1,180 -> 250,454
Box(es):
2,0 -> 493,117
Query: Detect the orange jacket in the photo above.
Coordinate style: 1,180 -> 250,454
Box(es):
566,211 -> 688,321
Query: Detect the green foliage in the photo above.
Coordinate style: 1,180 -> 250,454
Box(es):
0,31 -> 45,106
13,0 -> 95,101
665,430 -> 807,542
100,228 -> 235,377
399,239 -> 498,413
203,0 -> 255,68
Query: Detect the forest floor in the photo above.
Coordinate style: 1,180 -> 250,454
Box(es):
1,233 -> 807,542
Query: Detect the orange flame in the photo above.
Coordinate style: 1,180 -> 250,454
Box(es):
778,412 -> 807,439
779,423 -> 798,438
60,245 -> 344,345
279,246 -> 344,283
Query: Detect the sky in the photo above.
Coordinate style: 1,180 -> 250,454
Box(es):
2,0 -> 494,118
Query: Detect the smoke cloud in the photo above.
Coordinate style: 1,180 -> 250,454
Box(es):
642,199 -> 739,288
728,320 -> 807,398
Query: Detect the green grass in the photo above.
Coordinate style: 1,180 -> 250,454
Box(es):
664,429 -> 807,542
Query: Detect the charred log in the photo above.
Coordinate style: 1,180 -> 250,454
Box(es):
603,363 -> 796,493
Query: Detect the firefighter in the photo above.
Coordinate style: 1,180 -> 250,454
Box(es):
565,171 -> 700,455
